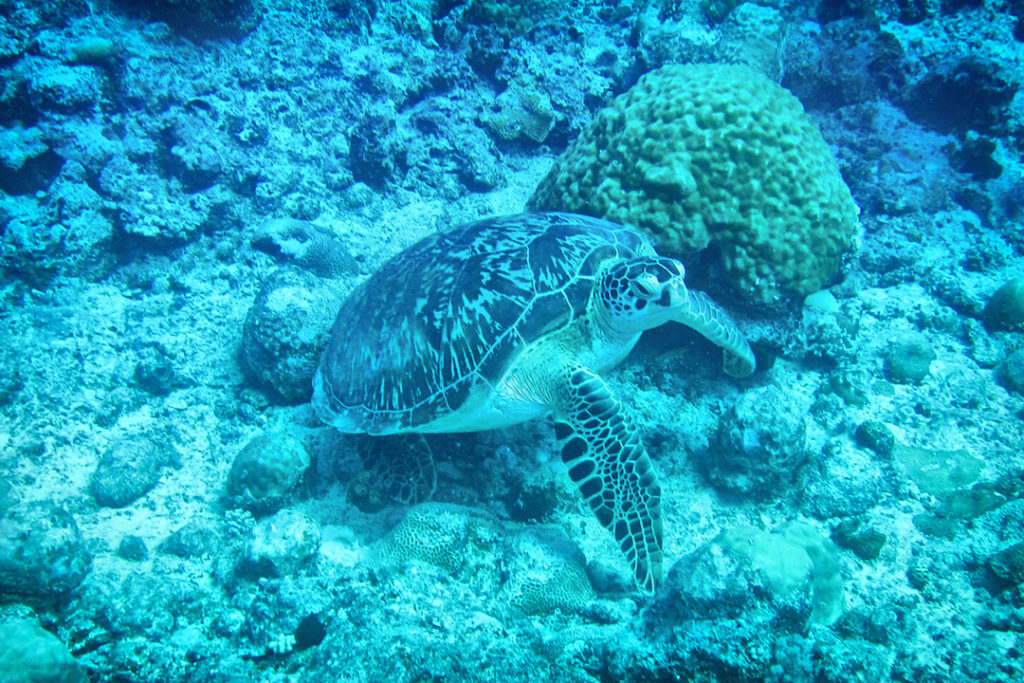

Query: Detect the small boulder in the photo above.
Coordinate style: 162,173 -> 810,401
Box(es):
226,430 -> 310,514
90,435 -> 171,508
883,331 -> 935,384
0,620 -> 87,683
996,348 -> 1024,395
239,509 -> 320,578
983,276 -> 1024,330
0,503 -> 91,598
240,268 -> 342,403
701,385 -> 809,499
160,521 -> 219,559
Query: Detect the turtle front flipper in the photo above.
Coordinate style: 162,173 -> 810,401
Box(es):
675,289 -> 756,378
553,367 -> 663,592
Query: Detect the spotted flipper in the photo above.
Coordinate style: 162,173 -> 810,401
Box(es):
553,367 -> 663,591
350,434 -> 437,511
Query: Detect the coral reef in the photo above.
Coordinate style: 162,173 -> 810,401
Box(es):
0,0 -> 1022,680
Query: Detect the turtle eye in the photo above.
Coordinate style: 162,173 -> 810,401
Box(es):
630,274 -> 660,299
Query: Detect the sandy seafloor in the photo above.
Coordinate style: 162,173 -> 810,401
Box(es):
1,0 -> 1024,681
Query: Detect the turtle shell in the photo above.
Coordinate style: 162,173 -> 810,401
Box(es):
313,212 -> 650,434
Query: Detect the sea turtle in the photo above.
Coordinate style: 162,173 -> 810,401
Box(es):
313,212 -> 755,591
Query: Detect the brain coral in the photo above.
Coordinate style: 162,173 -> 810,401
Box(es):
374,503 -> 502,578
528,63 -> 860,301
500,528 -> 594,615
373,504 -> 595,614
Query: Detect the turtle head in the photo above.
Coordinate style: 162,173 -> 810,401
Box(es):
598,255 -> 757,377
597,256 -> 689,334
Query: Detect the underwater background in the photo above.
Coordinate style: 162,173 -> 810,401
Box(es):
1,0 -> 1023,680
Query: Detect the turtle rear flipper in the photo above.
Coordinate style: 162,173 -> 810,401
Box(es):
553,367 -> 663,592
352,434 -> 436,510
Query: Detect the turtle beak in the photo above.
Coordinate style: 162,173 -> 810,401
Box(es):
648,259 -> 687,310
664,274 -> 690,310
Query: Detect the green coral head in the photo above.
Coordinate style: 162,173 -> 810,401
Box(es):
529,62 -> 861,302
